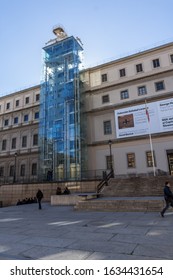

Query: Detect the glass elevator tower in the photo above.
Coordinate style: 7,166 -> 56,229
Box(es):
39,27 -> 83,181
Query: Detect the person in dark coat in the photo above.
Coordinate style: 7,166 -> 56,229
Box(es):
36,189 -> 44,210
63,187 -> 70,195
56,187 -> 62,195
160,181 -> 173,217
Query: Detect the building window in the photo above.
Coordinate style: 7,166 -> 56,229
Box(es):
106,155 -> 113,170
32,163 -> 37,176
34,112 -> 39,119
33,134 -> 38,146
146,151 -> 156,167
119,68 -> 126,77
127,153 -> 136,168
70,140 -> 75,150
138,86 -> 147,96
101,74 -> 107,83
36,94 -> 40,101
155,81 -> 165,91
120,90 -> 129,100
136,63 -> 143,73
69,102 -> 74,113
22,136 -> 27,148
4,119 -> 9,126
70,151 -> 75,163
24,114 -> 29,122
152,58 -> 160,68
14,117 -> 18,124
9,165 -> 14,177
20,164 -> 25,176
103,120 -> 112,135
6,102 -> 10,110
16,100 -> 20,107
0,166 -> 4,177
11,138 -> 16,149
2,139 -> 7,151
170,54 -> 173,63
102,95 -> 109,103
69,113 -> 74,124
25,97 -> 29,104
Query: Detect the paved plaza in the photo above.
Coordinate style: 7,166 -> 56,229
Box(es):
0,203 -> 173,260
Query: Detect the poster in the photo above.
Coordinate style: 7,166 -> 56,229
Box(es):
115,97 -> 173,138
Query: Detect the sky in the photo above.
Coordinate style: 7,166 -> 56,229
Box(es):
0,0 -> 173,95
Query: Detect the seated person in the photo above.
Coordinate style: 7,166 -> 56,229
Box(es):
56,187 -> 62,195
16,199 -> 22,206
63,187 -> 70,195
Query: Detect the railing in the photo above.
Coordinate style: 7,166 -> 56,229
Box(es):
96,169 -> 114,194
0,176 -> 39,185
1,168 -> 167,185
0,169 -> 110,185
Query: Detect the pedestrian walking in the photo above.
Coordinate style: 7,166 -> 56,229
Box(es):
36,189 -> 44,210
160,181 -> 173,217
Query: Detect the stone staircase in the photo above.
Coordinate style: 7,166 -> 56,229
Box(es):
74,176 -> 171,212
101,176 -> 164,197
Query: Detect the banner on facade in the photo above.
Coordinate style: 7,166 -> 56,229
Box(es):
115,97 -> 173,138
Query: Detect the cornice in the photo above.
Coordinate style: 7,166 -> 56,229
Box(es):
88,130 -> 173,147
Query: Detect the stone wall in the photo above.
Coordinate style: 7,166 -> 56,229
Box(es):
0,181 -> 98,207
1,176 -> 172,207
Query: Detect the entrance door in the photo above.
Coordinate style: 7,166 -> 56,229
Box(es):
167,153 -> 173,175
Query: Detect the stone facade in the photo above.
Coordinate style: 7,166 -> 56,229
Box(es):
82,42 -> 173,176
0,86 -> 40,183
0,42 -> 173,182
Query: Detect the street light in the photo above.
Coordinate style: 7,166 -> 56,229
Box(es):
108,140 -> 112,169
108,140 -> 114,177
13,152 -> 17,183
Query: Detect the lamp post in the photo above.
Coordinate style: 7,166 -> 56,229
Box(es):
108,140 -> 114,177
13,152 -> 17,183
108,140 -> 112,169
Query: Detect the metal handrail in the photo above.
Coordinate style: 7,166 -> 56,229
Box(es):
96,169 -> 114,193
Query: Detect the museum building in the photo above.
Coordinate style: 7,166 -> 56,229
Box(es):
0,27 -> 173,183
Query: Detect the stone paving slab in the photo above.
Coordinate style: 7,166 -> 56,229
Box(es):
0,233 -> 27,243
67,239 -> 136,255
133,243 -> 173,259
62,231 -> 113,241
22,246 -> 92,260
20,236 -> 77,248
0,203 -> 173,260
87,252 -> 163,260
0,243 -> 35,258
